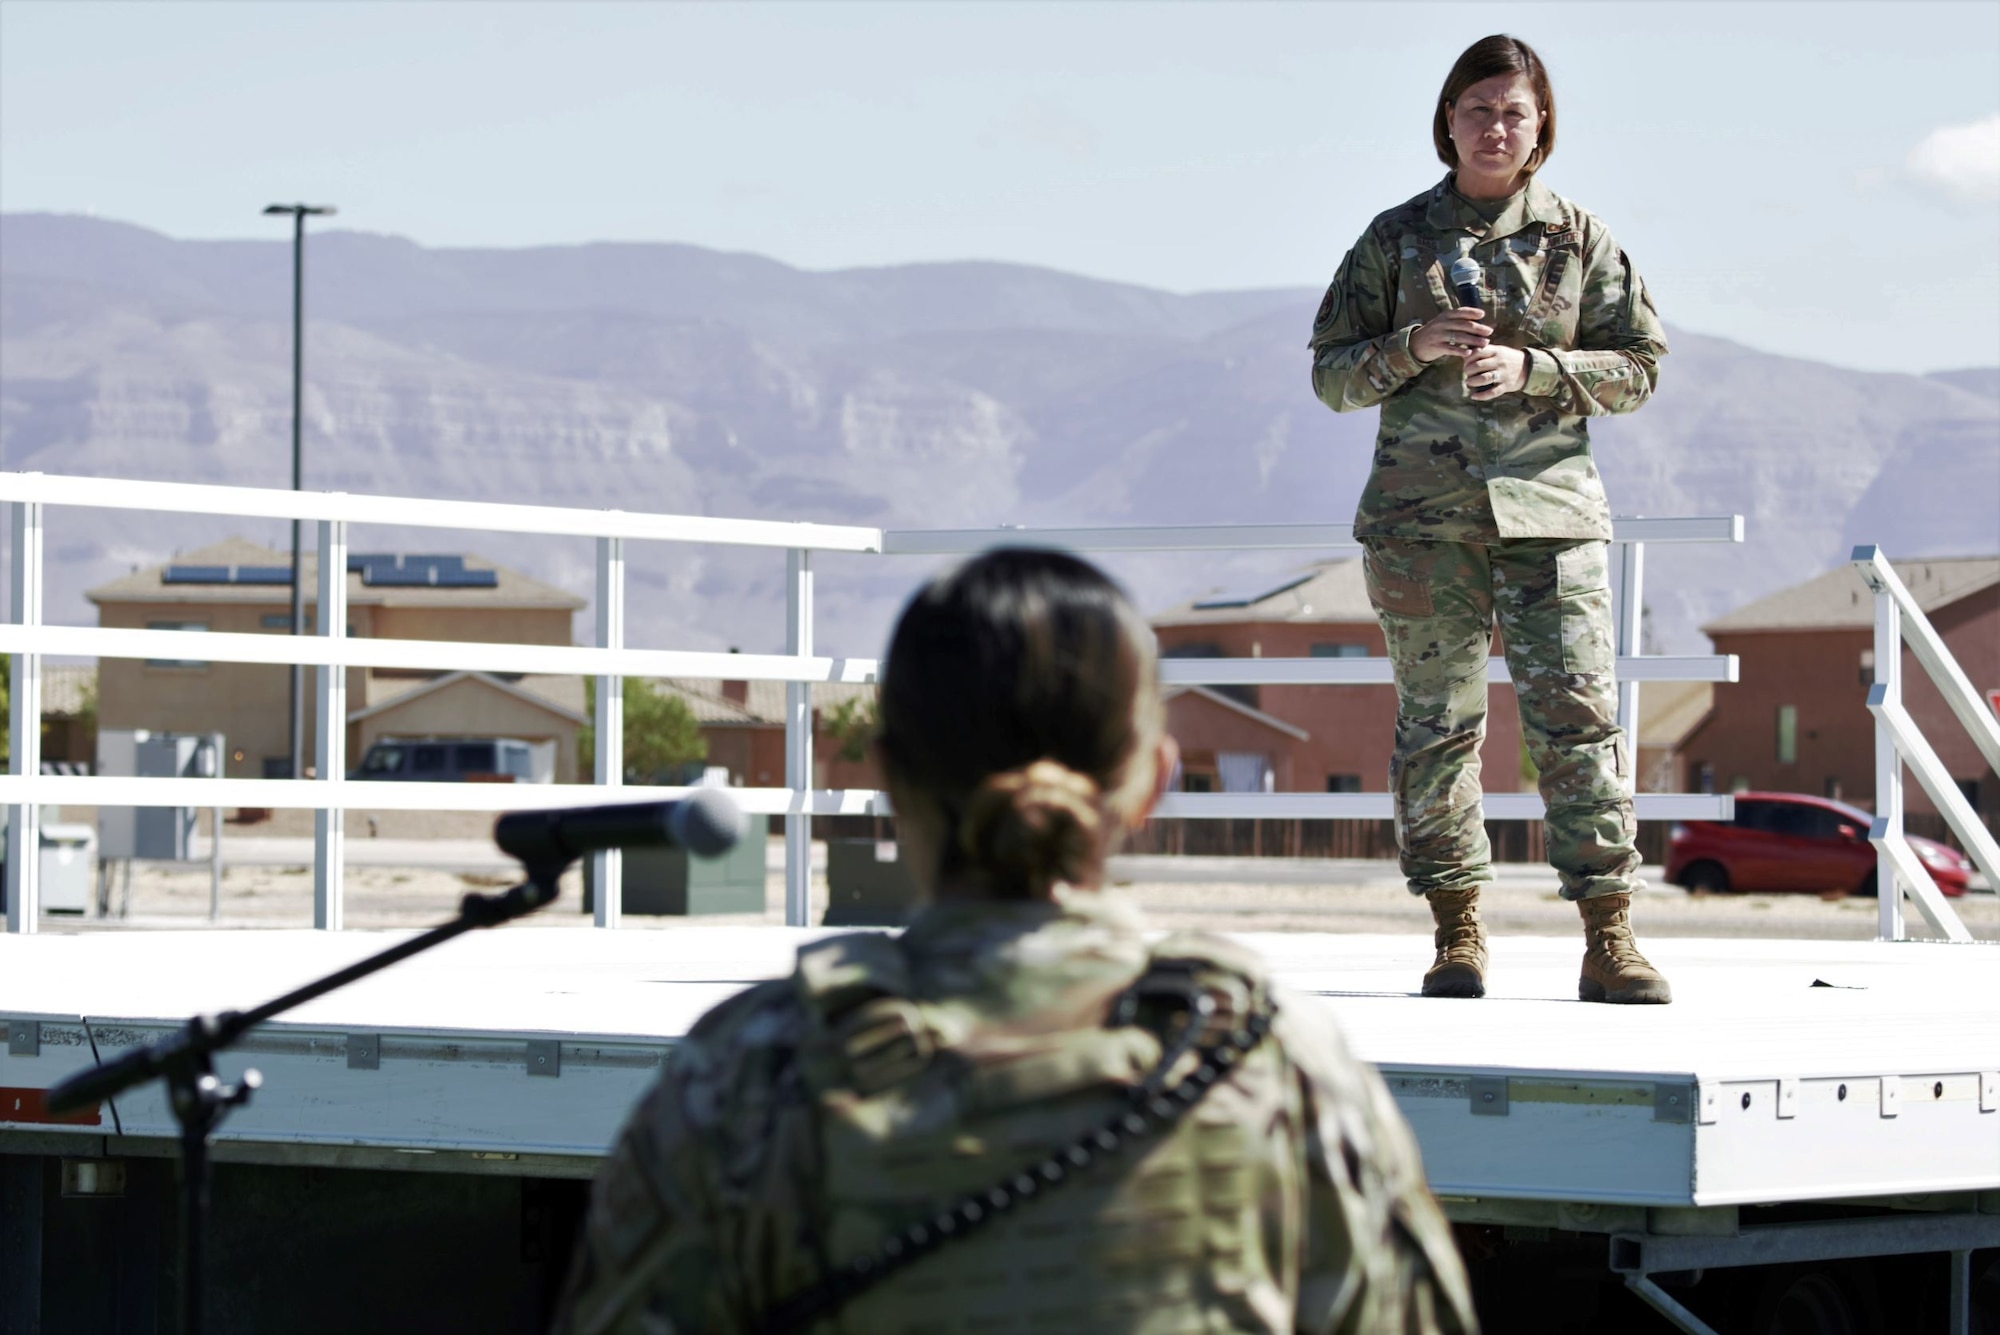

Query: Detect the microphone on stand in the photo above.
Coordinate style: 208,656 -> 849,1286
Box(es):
494,789 -> 746,868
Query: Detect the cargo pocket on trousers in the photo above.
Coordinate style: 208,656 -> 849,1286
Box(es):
1364,545 -> 1436,618
1555,543 -> 1614,675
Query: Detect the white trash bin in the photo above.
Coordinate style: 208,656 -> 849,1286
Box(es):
39,823 -> 97,914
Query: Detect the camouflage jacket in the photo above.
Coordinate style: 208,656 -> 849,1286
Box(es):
551,888 -> 1476,1335
1309,175 -> 1667,541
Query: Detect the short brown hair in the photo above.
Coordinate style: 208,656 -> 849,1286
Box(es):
1432,35 -> 1556,174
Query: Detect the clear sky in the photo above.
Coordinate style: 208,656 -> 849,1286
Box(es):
3,1 -> 1997,373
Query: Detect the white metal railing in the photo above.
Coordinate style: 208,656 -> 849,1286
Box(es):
1853,545 -> 1999,944
3,470 -> 1740,932
893,519 -> 1743,757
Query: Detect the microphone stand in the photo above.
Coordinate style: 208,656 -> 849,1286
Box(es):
45,863 -> 570,1335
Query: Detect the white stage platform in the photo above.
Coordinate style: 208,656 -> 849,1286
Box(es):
4,928 -> 1996,1211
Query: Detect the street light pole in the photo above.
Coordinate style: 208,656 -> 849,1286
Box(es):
263,204 -> 335,781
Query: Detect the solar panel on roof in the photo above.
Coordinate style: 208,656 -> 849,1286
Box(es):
349,554 -> 403,575
349,554 -> 482,587
159,555 -> 499,589
1191,571 -> 1316,611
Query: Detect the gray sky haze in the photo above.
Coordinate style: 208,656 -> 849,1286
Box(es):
3,0 -> 1997,373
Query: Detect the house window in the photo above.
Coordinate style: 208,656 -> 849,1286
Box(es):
1310,643 -> 1369,658
145,620 -> 209,668
1775,705 -> 1798,765
1326,774 -> 1362,793
1858,649 -> 1875,687
1216,753 -> 1271,794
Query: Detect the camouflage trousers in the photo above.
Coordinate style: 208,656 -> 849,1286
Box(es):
1362,536 -> 1640,902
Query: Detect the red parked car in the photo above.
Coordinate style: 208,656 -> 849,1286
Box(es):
1666,791 -> 1971,897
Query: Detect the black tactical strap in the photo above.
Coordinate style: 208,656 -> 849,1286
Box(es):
758,990 -> 1276,1334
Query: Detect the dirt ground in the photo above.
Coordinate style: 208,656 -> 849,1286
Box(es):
48,845 -> 1998,942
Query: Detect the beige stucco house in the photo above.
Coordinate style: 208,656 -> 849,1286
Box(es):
89,538 -> 586,779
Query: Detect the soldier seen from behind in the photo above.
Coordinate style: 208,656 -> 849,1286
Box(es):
552,548 -> 1476,1333
1309,34 -> 1674,1005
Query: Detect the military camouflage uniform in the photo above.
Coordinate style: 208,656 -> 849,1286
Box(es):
1309,175 -> 1667,902
551,888 -> 1476,1334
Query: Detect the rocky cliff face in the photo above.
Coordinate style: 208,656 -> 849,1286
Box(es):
4,213 -> 1995,656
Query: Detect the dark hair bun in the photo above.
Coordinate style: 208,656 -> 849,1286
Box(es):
958,760 -> 1103,895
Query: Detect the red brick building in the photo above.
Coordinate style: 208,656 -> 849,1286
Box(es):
1161,685 -> 1310,792
1150,559 -> 1528,794
1677,556 -> 1999,825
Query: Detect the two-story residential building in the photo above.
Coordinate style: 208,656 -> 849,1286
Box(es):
1678,555 -> 1999,828
1150,558 -> 1528,795
1149,557 -> 1716,800
89,538 -> 587,780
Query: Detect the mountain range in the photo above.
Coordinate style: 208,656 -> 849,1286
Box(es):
3,212 -> 1995,659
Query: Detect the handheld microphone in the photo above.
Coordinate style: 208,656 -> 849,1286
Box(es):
1447,256 -> 1483,312
494,789 -> 746,867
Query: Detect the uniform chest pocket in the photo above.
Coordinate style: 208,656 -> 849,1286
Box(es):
1487,237 -> 1545,320
1393,236 -> 1453,327
1524,234 -> 1585,347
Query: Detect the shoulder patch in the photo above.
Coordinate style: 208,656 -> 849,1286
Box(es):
1313,277 -> 1344,332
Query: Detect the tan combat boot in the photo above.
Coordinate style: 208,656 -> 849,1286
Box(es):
1421,886 -> 1488,998
1578,894 -> 1672,1004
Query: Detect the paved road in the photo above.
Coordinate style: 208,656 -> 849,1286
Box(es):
184,840 -> 1568,883
57,843 -> 1998,943
189,834 -> 524,872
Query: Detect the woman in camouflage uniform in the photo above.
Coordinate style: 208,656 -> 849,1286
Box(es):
1309,34 -> 1673,1004
552,549 -> 1475,1334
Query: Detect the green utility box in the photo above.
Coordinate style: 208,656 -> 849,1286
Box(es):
823,838 -> 920,927
581,815 -> 768,916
